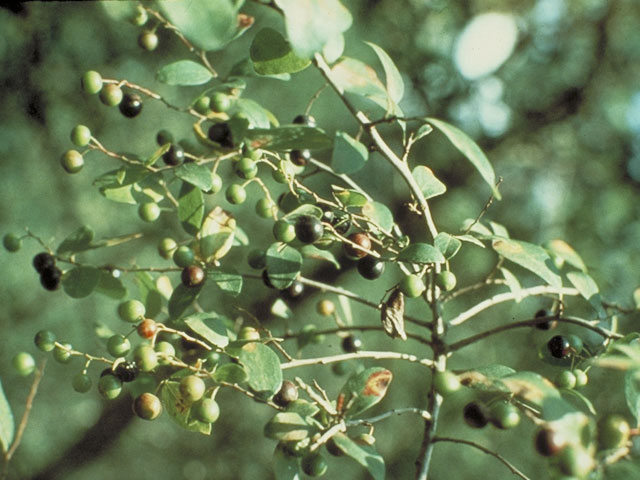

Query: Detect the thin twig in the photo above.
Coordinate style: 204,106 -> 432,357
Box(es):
463,177 -> 504,235
283,326 -> 432,347
346,407 -> 431,427
280,350 -> 434,369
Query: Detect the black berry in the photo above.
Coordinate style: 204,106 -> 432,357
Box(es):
208,122 -> 233,148
534,308 -> 557,330
342,335 -> 362,353
33,252 -> 55,273
292,114 -> 316,127
547,335 -> 571,359
331,212 -> 351,235
162,143 -> 185,166
114,361 -> 139,382
290,149 -> 311,166
463,402 -> 488,428
40,266 -> 62,291
295,216 -> 324,244
262,269 -> 275,289
535,427 -> 565,456
357,256 -> 385,280
181,265 -> 205,288
273,380 -> 299,407
119,93 -> 143,118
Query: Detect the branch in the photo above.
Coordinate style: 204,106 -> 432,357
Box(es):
280,350 -> 434,370
431,437 -> 531,480
284,325 -> 432,347
346,407 -> 431,427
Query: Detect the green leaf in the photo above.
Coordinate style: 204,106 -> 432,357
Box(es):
158,0 -> 241,52
329,57 -> 388,109
459,365 -> 516,391
561,388 -> 596,415
229,57 -> 292,81
273,445 -> 302,480
134,272 -> 163,319
0,379 -> 14,454
274,0 -> 352,59
246,126 -> 332,151
62,266 -> 100,298
283,204 -> 323,221
434,232 -> 462,260
93,165 -> 150,204
412,166 -> 446,199
331,131 -> 368,174
426,117 -> 500,199
331,433 -> 385,480
213,363 -> 248,384
238,343 -> 283,397
285,399 -> 320,417
101,1 -> 137,21
365,42 -> 404,104
604,461 -> 640,480
339,367 -> 392,418
94,322 -> 115,340
265,243 -> 303,289
414,123 -> 433,142
178,182 -> 205,235
322,33 -> 344,63
57,225 -> 95,254
332,187 -> 368,207
500,267 -> 523,302
545,239 -> 587,272
235,98 -> 276,128
168,284 -> 204,320
499,371 -> 560,412
491,238 -> 562,288
156,60 -> 214,86
567,271 -> 606,319
397,243 -> 445,265
489,221 -> 509,238
250,28 -> 311,75
160,381 -> 211,435
95,271 -> 127,299
175,164 -> 214,191
300,245 -> 340,269
200,233 -> 235,263
625,369 -> 640,425
145,143 -> 170,167
361,201 -> 394,233
271,298 -> 293,319
264,412 -> 314,442
184,312 -> 230,348
207,268 -> 243,296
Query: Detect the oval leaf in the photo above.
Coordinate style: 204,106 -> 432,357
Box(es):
265,243 -> 303,289
365,42 -> 404,104
625,369 -> 640,424
567,271 -> 606,319
339,367 -> 392,418
156,60 -> 213,86
545,239 -> 587,272
331,131 -> 368,174
178,182 -> 205,235
492,238 -> 561,288
246,126 -> 332,151
184,312 -> 230,348
412,166 -> 446,199
331,433 -> 385,480
168,283 -> 204,319
397,243 -> 445,265
95,271 -> 127,299
239,342 -> 283,397
361,201 -> 394,233
213,363 -> 248,384
62,266 -> 100,298
57,225 -> 95,254
434,232 -> 462,259
264,412 -> 314,442
160,380 -> 211,435
175,163 -> 214,191
0,380 -> 14,454
250,28 -> 311,75
207,268 -> 243,296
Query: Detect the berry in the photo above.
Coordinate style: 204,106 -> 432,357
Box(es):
70,125 -> 91,147
133,393 -> 162,420
99,84 -> 123,107
53,343 -> 73,364
316,299 -> 335,316
107,334 -> 131,357
137,319 -> 158,339
133,344 -> 158,372
548,335 -> 572,359
157,237 -> 177,259
302,453 -> 328,477
463,402 -> 488,428
399,274 -> 426,298
433,370 -> 461,396
118,300 -> 146,323
283,280 -> 304,300
238,326 -> 260,341
181,265 -> 205,287
235,157 -> 257,179
138,31 -> 158,51
156,341 -> 176,364
326,437 -> 344,456
193,95 -> 211,114
534,308 -> 557,330
81,70 -> 103,95
72,372 -> 92,393
489,401 -> 521,429
162,143 -> 185,166
292,114 -> 316,127
255,198 -> 276,219
156,129 -> 173,145
3,233 -> 22,252
331,361 -> 350,376
129,5 -> 148,26
34,330 -> 56,352
98,374 -> 122,400
436,271 -> 457,291
557,446 -> 594,478
138,202 -> 160,222
210,92 -> 232,112
209,173 -> 223,194
60,149 -> 84,174
173,245 -> 195,268
598,414 -> 631,449
119,93 -> 143,118
33,252 -> 55,273
290,149 -> 311,166
40,266 -> 62,291
344,232 -> 371,259
295,215 -> 324,244
179,375 -> 206,403
273,380 -> 299,407
566,334 -> 583,354
193,398 -> 220,423
535,427 -> 565,456
273,220 -> 296,243
342,335 -> 362,353
247,249 -> 266,269
12,352 -> 35,376
114,361 -> 139,382
225,184 -> 246,204
555,370 -> 577,389
262,269 -> 275,289
331,212 -> 351,236
357,256 -> 385,280
208,122 -> 233,148
574,369 -> 588,388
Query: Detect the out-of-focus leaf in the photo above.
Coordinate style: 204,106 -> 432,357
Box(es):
135,272 -> 163,319
250,28 -> 311,75
265,243 -> 303,289
95,271 -> 127,299
156,60 -> 214,85
567,271 -> 606,319
62,266 -> 100,298
331,433 -> 385,480
625,369 -> 640,425
0,379 -> 14,454
500,267 -> 523,302
178,182 -> 204,235
273,444 -> 302,480
57,225 -> 94,254
331,130 -> 368,174
492,238 -> 562,288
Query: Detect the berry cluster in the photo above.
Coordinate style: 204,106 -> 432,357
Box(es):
33,252 -> 62,291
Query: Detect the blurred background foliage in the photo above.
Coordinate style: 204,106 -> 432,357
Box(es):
0,1 -> 639,479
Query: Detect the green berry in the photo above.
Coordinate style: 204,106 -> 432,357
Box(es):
99,84 -> 123,107
72,372 -> 92,393
107,334 -> 131,357
156,129 -> 173,146
489,401 -> 521,429
138,202 -> 160,222
433,370 -> 461,396
210,92 -> 232,112
238,326 -> 260,341
255,198 -> 276,219
273,220 -> 296,243
133,344 -> 158,372
12,352 -> 35,376
157,237 -> 177,259
70,125 -> 91,147
53,343 -> 73,364
316,299 -> 335,316
118,300 -> 146,323
399,274 -> 426,298
225,184 -> 246,205
302,453 -> 328,477
193,398 -> 220,423
179,375 -> 206,403
574,369 -> 588,388
193,96 -> 211,115
173,245 -> 195,268
558,446 -> 594,477
3,233 -> 22,252
81,70 -> 103,95
599,414 -> 631,449
129,5 -> 148,26
138,31 -> 158,51
567,334 -> 584,354
60,149 -> 84,174
436,271 -> 457,291
34,330 -> 56,352
555,370 -> 577,389
133,393 -> 163,420
155,341 -> 175,365
98,374 -> 122,400
209,173 -> 223,194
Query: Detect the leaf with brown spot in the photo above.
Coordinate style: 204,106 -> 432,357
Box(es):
339,367 -> 393,418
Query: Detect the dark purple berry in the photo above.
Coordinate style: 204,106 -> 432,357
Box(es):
292,115 -> 316,127
357,256 -> 385,280
162,144 -> 185,166
342,335 -> 362,353
463,402 -> 488,428
295,216 -> 324,244
273,380 -> 299,407
262,269 -> 275,289
40,266 -> 62,291
208,122 -> 233,148
290,149 -> 311,166
114,361 -> 139,382
535,308 -> 557,330
548,335 -> 571,359
535,427 -> 565,456
119,93 -> 143,118
33,252 -> 55,273
181,265 -> 205,287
